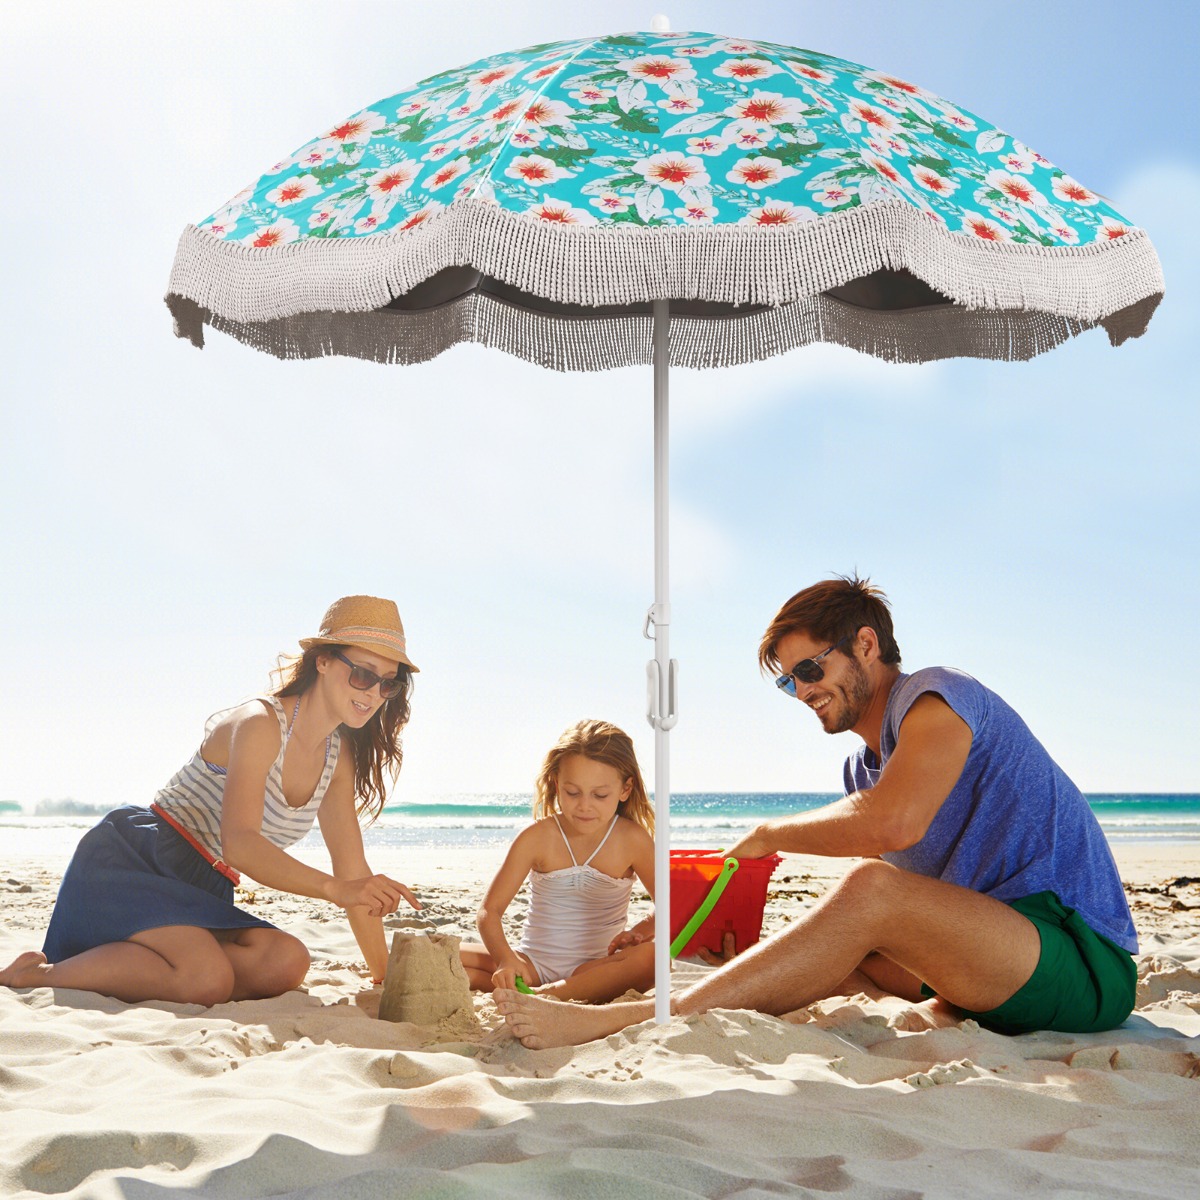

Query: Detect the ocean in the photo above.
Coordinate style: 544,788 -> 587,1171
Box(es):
3,793 -> 1199,859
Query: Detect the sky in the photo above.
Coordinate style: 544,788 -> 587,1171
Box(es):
2,0 -> 1197,813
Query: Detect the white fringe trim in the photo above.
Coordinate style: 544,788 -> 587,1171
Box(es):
166,199 -> 1163,368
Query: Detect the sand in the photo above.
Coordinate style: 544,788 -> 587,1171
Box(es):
2,842 -> 1199,1198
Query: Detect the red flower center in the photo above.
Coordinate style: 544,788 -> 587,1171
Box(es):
742,101 -> 777,121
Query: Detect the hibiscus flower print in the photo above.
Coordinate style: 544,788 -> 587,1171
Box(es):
470,64 -> 520,89
998,152 -> 1034,175
571,85 -> 613,105
714,58 -> 780,82
985,170 -> 1046,208
509,127 -> 546,149
1096,216 -> 1133,240
200,217 -> 238,238
686,135 -> 726,156
423,157 -> 471,192
366,161 -> 419,201
397,203 -> 442,231
1051,175 -> 1099,206
323,109 -> 388,145
527,197 -> 597,224
623,56 -> 697,86
242,218 -> 300,248
847,99 -> 898,135
910,165 -> 959,196
727,156 -> 797,189
506,154 -> 573,188
521,97 -> 574,128
962,214 -> 1013,242
740,200 -> 818,225
725,92 -> 809,127
862,154 -> 902,185
675,203 -> 719,223
812,183 -> 855,206
787,62 -> 835,85
591,192 -> 631,214
266,174 -> 322,207
659,95 -> 702,114
635,152 -> 711,192
729,125 -> 774,150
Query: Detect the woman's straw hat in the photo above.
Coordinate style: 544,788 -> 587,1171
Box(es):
299,596 -> 419,672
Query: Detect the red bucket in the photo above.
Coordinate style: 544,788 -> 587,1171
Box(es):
668,850 -> 782,958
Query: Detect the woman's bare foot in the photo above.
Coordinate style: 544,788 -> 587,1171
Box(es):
0,951 -> 49,988
494,988 -> 655,1048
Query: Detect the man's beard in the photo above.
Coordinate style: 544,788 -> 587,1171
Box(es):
824,655 -> 872,734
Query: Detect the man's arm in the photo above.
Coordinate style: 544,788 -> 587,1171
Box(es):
728,693 -> 973,860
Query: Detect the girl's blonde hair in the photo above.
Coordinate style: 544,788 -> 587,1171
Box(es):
533,719 -> 653,836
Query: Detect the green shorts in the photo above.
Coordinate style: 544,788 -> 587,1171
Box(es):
922,890 -> 1137,1036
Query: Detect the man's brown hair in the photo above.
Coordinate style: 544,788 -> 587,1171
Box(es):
758,575 -> 902,672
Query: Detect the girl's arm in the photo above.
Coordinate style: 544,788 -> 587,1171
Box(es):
317,759 -> 421,984
476,825 -> 540,990
218,707 -> 409,917
608,824 -> 657,953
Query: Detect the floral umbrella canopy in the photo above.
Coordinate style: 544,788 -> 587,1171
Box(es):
166,27 -> 1162,1017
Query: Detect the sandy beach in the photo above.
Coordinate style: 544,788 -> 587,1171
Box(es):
3,843 -> 1198,1199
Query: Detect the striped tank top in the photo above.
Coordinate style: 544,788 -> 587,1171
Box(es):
152,696 -> 341,860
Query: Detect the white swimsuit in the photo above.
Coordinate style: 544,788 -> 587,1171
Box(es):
517,816 -> 634,985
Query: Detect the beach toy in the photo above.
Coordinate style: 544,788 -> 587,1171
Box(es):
668,850 -> 782,959
514,975 -> 533,994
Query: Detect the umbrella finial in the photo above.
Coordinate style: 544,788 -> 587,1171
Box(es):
651,13 -> 671,33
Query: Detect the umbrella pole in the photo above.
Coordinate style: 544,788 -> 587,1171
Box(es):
648,298 -> 678,1025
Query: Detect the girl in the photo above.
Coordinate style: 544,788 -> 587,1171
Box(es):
461,719 -> 656,1004
0,595 -> 421,1006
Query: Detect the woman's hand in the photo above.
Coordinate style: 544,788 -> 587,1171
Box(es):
330,874 -> 421,917
607,929 -> 647,956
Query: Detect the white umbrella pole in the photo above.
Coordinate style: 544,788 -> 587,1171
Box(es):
647,298 -> 678,1025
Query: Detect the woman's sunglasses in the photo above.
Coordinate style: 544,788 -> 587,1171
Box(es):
774,636 -> 852,697
331,649 -> 406,699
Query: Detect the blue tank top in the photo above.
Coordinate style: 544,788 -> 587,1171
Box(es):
843,667 -> 1137,953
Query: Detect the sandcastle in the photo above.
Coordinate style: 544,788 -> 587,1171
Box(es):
378,930 -> 475,1028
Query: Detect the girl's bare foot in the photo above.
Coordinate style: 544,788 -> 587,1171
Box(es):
494,988 -> 654,1048
0,951 -> 50,989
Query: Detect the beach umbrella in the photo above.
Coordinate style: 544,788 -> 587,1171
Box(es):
165,23 -> 1163,1022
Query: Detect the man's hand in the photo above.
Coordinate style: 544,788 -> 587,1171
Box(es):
725,827 -> 777,861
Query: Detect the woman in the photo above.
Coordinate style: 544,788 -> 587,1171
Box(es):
0,595 -> 420,1005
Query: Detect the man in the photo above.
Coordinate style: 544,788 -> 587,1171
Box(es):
498,576 -> 1137,1049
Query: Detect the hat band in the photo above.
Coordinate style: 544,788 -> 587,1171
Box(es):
328,624 -> 407,652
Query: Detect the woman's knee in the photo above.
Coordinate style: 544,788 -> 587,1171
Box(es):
238,930 -> 310,996
181,951 -> 237,1006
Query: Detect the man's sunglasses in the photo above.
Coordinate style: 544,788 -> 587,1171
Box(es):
774,636 -> 852,697
331,650 -> 407,699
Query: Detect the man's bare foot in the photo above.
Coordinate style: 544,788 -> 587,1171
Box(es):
0,951 -> 49,989
494,988 -> 655,1049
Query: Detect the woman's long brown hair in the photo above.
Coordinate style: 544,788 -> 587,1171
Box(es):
272,646 -> 412,823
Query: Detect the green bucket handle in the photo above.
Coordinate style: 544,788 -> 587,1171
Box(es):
669,856 -> 740,959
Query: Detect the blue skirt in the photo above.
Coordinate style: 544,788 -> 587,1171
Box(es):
42,805 -> 276,962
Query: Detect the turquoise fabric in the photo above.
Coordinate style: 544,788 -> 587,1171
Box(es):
198,31 -> 1136,249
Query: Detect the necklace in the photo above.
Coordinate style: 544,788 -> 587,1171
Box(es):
287,696 -> 330,765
